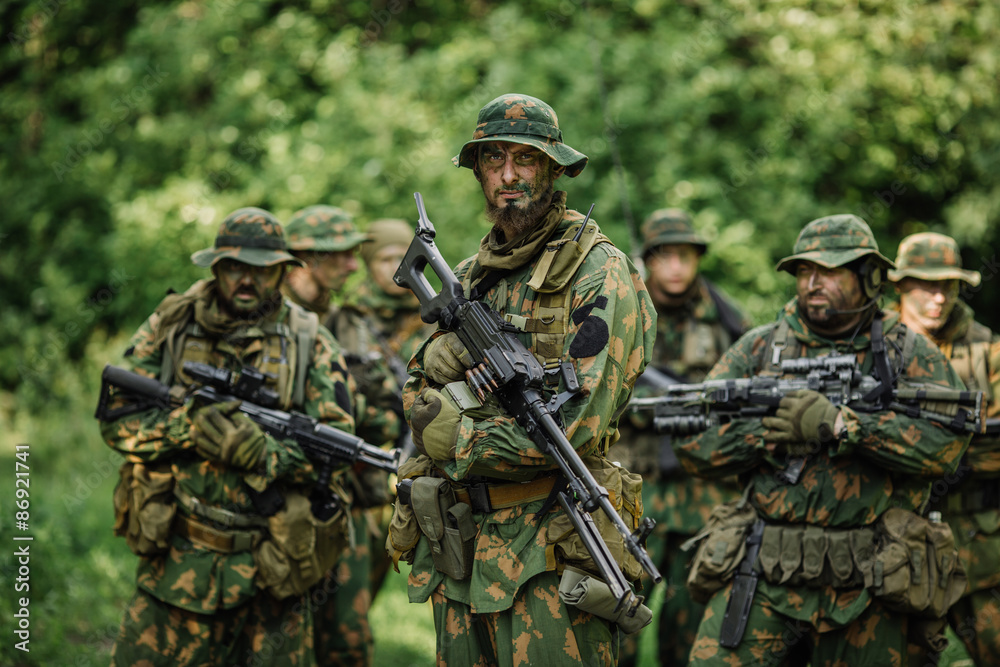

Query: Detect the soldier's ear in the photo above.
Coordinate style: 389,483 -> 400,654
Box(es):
551,162 -> 565,180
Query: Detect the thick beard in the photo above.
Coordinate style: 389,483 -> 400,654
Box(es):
799,298 -> 869,337
484,184 -> 554,238
217,287 -> 283,323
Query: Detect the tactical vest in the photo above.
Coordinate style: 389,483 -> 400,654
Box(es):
941,321 -> 994,402
159,300 -> 319,410
463,221 -> 613,371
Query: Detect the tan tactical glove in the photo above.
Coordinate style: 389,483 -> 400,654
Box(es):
192,399 -> 267,470
410,388 -> 461,460
762,389 -> 841,454
424,332 -> 475,385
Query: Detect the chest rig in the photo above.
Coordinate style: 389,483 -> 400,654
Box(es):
941,322 -> 994,401
159,300 -> 319,410
463,222 -> 612,376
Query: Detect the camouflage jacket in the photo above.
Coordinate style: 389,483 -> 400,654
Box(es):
404,194 -> 656,613
675,299 -> 971,628
614,276 -> 748,530
101,284 -> 355,613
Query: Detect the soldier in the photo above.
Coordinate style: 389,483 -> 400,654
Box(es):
339,218 -> 439,596
283,205 -> 398,667
616,209 -> 749,667
675,214 -> 972,665
889,232 -> 1000,664
385,93 -> 656,665
100,208 -> 356,666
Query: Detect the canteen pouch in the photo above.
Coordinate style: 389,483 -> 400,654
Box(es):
682,498 -> 757,604
557,566 -> 653,635
254,490 -> 348,600
870,508 -> 965,618
386,455 -> 434,570
114,461 -> 176,556
410,476 -> 477,580
546,457 -> 645,581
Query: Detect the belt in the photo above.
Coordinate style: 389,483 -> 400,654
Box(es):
174,487 -> 268,529
174,514 -> 262,553
454,475 -> 559,513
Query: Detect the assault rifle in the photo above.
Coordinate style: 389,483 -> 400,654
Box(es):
393,192 -> 661,619
630,352 -> 984,484
96,361 -> 400,519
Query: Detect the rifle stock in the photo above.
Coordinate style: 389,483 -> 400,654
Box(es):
394,192 -> 661,617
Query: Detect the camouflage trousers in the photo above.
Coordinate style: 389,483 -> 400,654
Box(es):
429,571 -> 619,666
943,587 -> 1000,665
111,588 -> 313,667
688,582 -> 908,666
314,508 -> 375,667
368,504 -> 393,603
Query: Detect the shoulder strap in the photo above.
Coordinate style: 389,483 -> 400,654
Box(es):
862,312 -> 895,407
763,318 -> 794,371
704,279 -> 747,342
286,302 -> 319,407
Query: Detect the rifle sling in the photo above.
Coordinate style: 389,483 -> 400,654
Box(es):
863,313 -> 895,406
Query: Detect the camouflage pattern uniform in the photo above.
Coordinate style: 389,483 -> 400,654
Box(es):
889,232 -> 1000,665
615,209 -> 749,667
394,94 -> 656,666
102,209 -> 356,667
284,206 -> 396,667
675,215 -> 972,666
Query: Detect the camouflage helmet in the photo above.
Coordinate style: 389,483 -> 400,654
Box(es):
453,93 -> 589,177
775,214 -> 894,274
285,205 -> 370,253
191,207 -> 303,268
887,232 -> 981,287
641,208 -> 707,258
359,218 -> 413,266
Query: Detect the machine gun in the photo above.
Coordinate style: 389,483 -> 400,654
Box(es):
393,192 -> 661,619
96,361 -> 400,519
630,352 -> 984,484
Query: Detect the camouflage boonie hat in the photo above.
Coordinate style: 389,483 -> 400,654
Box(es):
776,214 -> 894,274
285,205 -> 370,252
359,218 -> 413,266
888,232 -> 981,287
641,208 -> 707,258
453,93 -> 589,177
191,207 -> 303,268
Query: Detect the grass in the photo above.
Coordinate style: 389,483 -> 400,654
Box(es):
0,338 -> 662,666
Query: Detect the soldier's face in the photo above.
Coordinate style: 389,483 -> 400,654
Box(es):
795,261 -> 865,334
304,249 -> 359,292
477,141 -> 562,237
368,244 -> 410,296
646,244 -> 700,298
214,259 -> 284,316
897,277 -> 959,336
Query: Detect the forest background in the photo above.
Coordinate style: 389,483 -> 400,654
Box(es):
1,0 -> 998,665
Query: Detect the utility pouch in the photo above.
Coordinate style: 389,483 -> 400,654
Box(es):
557,566 -> 653,635
254,491 -> 348,600
682,497 -> 757,604
386,455 -> 434,571
113,461 -> 176,556
870,508 -> 965,618
411,476 -> 477,580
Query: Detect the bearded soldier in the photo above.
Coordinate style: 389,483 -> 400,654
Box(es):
386,93 -> 656,666
676,215 -> 972,665
101,208 -> 355,666
889,231 -> 1000,665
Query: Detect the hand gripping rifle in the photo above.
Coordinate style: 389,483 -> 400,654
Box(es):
96,361 -> 400,519
630,352 -> 985,484
393,192 -> 661,619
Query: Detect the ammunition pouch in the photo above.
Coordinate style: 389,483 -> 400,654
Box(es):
557,566 -> 653,635
756,524 -> 874,589
546,457 -> 645,582
253,490 -> 349,600
410,476 -> 477,581
682,498 -> 758,604
868,508 -> 966,618
113,462 -> 176,556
